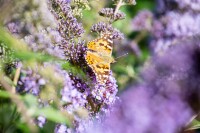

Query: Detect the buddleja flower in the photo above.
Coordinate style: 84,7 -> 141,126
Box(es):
131,10 -> 153,31
151,0 -> 200,53
24,28 -> 64,58
91,22 -> 124,40
156,0 -> 200,12
99,8 -> 126,22
49,0 -> 84,40
91,71 -> 118,106
17,68 -> 46,95
131,0 -> 200,54
37,116 -> 46,128
62,40 -> 86,66
5,0 -> 56,37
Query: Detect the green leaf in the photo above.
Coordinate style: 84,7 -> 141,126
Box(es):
62,62 -> 86,80
0,90 -> 10,98
22,94 -> 72,126
0,27 -> 59,62
0,104 -> 21,133
16,123 -> 30,133
188,119 -> 200,130
22,94 -> 38,108
34,107 -> 71,127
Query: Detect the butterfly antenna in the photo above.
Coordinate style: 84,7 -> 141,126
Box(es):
115,53 -> 128,60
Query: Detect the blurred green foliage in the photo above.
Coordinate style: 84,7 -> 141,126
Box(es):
0,27 -> 73,132
0,90 -> 72,132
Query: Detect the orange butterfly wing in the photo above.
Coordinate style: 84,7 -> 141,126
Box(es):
85,34 -> 114,84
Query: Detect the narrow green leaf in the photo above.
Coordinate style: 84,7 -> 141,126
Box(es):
0,27 -> 59,62
34,107 -> 71,126
0,90 -> 10,98
188,119 -> 200,130
22,94 -> 38,108
62,62 -> 86,80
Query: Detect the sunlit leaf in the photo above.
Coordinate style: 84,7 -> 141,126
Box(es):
0,27 -> 58,62
22,94 -> 38,108
187,119 -> 200,130
0,90 -> 10,98
34,107 -> 72,127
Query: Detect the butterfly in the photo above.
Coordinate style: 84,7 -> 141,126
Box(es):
85,33 -> 115,85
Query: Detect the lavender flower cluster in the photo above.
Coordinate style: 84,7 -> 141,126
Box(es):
49,0 -> 84,40
131,0 -> 200,54
153,0 -> 200,53
17,68 -> 46,95
99,8 -> 125,22
91,22 -> 124,40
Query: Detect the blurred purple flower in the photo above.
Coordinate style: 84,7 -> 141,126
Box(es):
175,0 -> 200,11
37,116 -> 46,128
7,22 -> 21,35
24,28 -> 64,59
151,0 -> 200,53
156,0 -> 200,12
5,0 -> 56,38
49,0 -> 84,40
164,12 -> 200,37
17,69 -> 46,95
55,124 -> 68,133
132,10 -> 153,31
93,87 -> 191,133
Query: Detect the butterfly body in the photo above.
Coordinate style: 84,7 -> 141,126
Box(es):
85,34 -> 114,85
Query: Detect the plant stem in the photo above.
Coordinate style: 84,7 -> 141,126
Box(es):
11,67 -> 21,93
134,31 -> 147,44
114,0 -> 123,16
